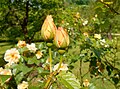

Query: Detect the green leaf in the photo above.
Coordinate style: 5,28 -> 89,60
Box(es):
27,56 -> 39,65
80,88 -> 88,89
12,63 -> 33,75
37,67 -> 44,74
0,75 -> 11,85
28,80 -> 45,89
29,86 -> 40,89
104,2 -> 113,5
15,72 -> 24,84
40,71 -> 50,76
57,72 -> 81,89
91,48 -> 101,59
89,83 -> 96,89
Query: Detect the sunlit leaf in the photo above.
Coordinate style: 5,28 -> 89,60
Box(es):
89,83 -> 96,89
12,63 -> 33,75
27,56 -> 40,65
57,72 -> 81,89
15,72 -> 24,84
29,86 -> 40,89
104,2 -> 113,5
0,75 -> 11,85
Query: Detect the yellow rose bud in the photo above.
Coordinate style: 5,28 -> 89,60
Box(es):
54,27 -> 70,48
41,15 -> 57,41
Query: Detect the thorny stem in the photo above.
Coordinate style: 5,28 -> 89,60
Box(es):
113,38 -> 118,67
49,48 -> 52,73
44,55 -> 63,89
79,59 -> 83,86
99,0 -> 120,15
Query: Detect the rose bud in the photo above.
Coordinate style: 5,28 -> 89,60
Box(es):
41,15 -> 57,41
54,27 -> 70,48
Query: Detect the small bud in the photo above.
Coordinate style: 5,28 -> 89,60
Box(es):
54,27 -> 70,48
41,15 -> 57,41
47,43 -> 53,47
58,49 -> 66,55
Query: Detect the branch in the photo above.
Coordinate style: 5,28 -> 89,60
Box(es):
99,0 -> 120,15
79,59 -> 83,86
29,32 -> 36,43
21,1 -> 29,33
20,1 -> 29,42
82,70 -> 89,78
104,56 -> 120,73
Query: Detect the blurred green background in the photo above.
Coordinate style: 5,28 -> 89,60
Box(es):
0,0 -> 120,88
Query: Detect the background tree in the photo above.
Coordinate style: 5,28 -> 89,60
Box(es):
0,0 -> 65,43
0,0 -> 120,88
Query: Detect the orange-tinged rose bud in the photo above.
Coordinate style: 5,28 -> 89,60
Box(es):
41,15 -> 57,41
17,40 -> 26,48
54,27 -> 70,48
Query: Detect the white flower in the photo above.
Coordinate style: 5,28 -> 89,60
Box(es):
36,51 -> 43,59
105,44 -> 109,47
17,40 -> 26,48
100,39 -> 109,47
75,12 -> 80,18
83,20 -> 88,26
53,63 -> 68,72
0,67 -> 12,75
0,67 -> 12,82
66,23 -> 69,25
4,48 -> 20,64
83,32 -> 89,37
92,17 -> 96,21
94,34 -> 101,39
18,81 -> 28,89
100,39 -> 106,45
4,63 -> 11,68
26,43 -> 37,53
83,79 -> 90,87
95,14 -> 98,17
115,74 -> 119,78
46,58 -> 50,64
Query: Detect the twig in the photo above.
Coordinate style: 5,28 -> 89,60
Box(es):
79,59 -> 83,86
99,0 -> 120,15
